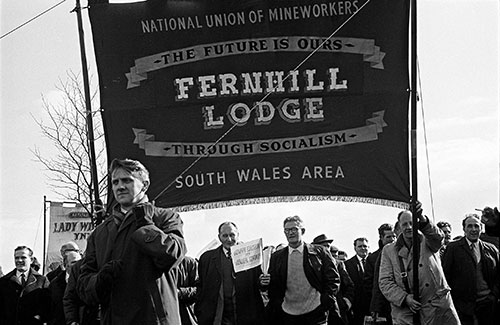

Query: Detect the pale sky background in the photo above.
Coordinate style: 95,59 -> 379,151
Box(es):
1,0 -> 499,272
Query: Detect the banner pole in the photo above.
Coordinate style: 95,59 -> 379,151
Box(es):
43,196 -> 47,275
73,0 -> 101,223
410,0 -> 420,323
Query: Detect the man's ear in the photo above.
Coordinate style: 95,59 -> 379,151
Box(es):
301,228 -> 306,235
142,180 -> 150,192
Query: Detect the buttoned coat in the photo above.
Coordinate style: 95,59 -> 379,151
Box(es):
78,202 -> 186,324
48,270 -> 67,325
195,246 -> 264,325
442,237 -> 499,315
364,241 -> 383,299
63,258 -> 99,325
332,260 -> 355,325
0,268 -> 50,325
345,254 -> 370,323
267,243 -> 341,323
379,219 -> 460,325
368,253 -> 392,320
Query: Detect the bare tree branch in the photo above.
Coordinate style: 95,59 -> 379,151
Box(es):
31,71 -> 107,206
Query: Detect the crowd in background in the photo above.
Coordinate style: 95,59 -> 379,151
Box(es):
0,158 -> 498,325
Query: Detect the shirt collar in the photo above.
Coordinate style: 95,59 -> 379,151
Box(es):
16,270 -> 28,278
288,243 -> 304,255
113,195 -> 150,215
465,237 -> 478,247
356,255 -> 366,263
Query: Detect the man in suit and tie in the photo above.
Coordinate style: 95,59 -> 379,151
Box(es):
442,214 -> 499,325
344,237 -> 370,325
0,246 -> 50,324
267,216 -> 341,325
195,221 -> 265,325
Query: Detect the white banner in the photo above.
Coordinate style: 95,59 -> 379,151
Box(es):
261,245 -> 275,274
45,202 -> 94,272
231,238 -> 263,273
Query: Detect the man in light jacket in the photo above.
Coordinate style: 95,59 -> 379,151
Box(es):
379,204 -> 460,325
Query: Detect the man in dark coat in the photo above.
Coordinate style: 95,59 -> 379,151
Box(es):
442,213 -> 499,325
48,250 -> 81,325
312,234 -> 354,325
46,241 -> 80,282
174,256 -> 199,325
0,246 -> 50,325
63,257 -> 99,325
268,216 -> 340,325
344,237 -> 370,325
195,222 -> 265,325
78,158 -> 187,324
363,223 -> 396,324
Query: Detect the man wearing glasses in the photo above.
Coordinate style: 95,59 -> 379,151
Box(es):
267,216 -> 340,325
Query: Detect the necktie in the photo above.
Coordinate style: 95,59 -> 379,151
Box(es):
470,243 -> 479,264
361,257 -> 366,274
227,249 -> 232,260
21,273 -> 26,287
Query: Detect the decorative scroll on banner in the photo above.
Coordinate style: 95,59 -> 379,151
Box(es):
45,202 -> 93,272
88,0 -> 410,210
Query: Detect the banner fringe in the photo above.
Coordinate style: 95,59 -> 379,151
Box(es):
172,196 -> 409,212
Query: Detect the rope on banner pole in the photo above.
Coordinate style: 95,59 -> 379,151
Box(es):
417,58 -> 436,222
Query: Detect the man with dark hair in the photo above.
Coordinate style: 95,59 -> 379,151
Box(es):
364,223 -> 396,323
0,246 -> 50,324
78,158 -> 187,324
437,221 -> 452,257
364,224 -> 396,298
436,221 -> 452,245
344,237 -> 370,325
268,216 -> 340,325
195,221 -> 265,325
442,213 -> 499,325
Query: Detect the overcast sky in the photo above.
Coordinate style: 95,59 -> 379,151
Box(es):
1,0 -> 498,271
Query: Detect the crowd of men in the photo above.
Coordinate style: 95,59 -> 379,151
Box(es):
0,158 -> 499,325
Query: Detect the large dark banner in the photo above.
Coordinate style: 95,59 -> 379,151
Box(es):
89,0 -> 410,209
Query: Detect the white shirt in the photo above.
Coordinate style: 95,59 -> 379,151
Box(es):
287,243 -> 304,255
356,255 -> 366,273
16,270 -> 28,284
